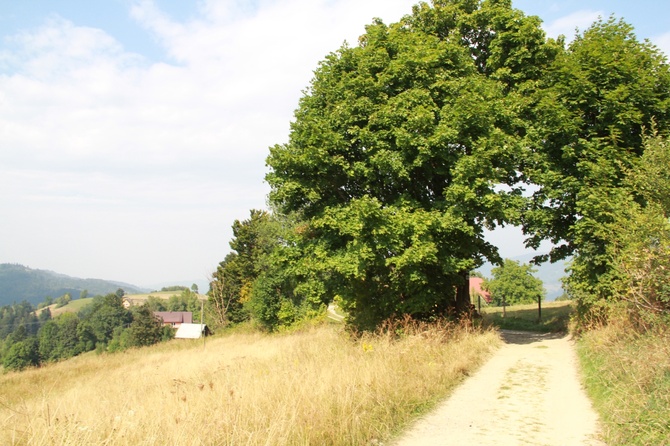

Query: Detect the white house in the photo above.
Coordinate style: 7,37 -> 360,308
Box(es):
174,323 -> 208,339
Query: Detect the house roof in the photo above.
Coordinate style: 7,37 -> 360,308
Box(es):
469,277 -> 491,303
153,311 -> 193,324
175,323 -> 207,339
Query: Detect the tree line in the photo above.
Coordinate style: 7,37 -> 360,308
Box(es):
0,290 -> 206,371
207,0 -> 670,333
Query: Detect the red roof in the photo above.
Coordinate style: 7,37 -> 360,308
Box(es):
153,311 -> 193,324
469,277 -> 491,303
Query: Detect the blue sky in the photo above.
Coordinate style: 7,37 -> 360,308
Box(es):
1,1 -> 669,288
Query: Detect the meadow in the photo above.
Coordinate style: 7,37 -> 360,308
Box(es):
481,300 -> 574,332
42,290 -> 206,318
0,319 -> 500,445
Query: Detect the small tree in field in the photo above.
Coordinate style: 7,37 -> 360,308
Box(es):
125,305 -> 164,348
3,337 -> 40,371
484,259 -> 545,307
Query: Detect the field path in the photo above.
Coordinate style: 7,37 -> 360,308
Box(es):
393,330 -> 606,446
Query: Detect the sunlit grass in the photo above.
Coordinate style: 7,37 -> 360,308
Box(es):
481,300 -> 574,332
0,320 -> 500,445
578,321 -> 670,445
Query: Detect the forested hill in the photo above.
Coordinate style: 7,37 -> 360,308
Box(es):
0,263 -> 147,306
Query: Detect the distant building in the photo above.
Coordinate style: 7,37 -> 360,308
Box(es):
153,311 -> 193,327
122,297 -> 141,309
469,277 -> 491,303
174,323 -> 209,339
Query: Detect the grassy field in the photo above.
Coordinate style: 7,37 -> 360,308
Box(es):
481,300 -> 574,332
577,319 -> 670,445
40,291 -> 208,317
0,320 -> 500,445
125,291 -> 208,301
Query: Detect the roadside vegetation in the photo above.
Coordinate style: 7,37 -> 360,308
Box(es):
577,312 -> 670,445
0,320 -> 500,445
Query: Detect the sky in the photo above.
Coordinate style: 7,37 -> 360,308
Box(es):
1,1 -> 669,289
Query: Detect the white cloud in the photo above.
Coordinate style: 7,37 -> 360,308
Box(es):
0,0 -> 415,285
652,31 -> 670,59
543,9 -> 603,41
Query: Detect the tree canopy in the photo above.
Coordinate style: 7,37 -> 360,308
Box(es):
266,0 -> 560,329
203,1 -> 670,332
483,259 -> 545,306
520,17 -> 670,301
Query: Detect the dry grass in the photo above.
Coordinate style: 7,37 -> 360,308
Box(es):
125,291 -> 208,301
0,320 -> 500,445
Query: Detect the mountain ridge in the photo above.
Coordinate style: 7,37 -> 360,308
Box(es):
0,263 -> 149,306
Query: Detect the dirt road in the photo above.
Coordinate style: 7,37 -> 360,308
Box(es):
393,330 -> 606,446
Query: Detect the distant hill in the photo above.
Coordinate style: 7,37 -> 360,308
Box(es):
475,253 -> 569,301
0,263 -> 148,306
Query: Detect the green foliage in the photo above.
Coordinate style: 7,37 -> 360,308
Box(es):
567,134 -> 670,329
123,305 -> 164,348
0,301 -> 41,341
209,210 -> 280,328
3,337 -> 40,371
37,296 -> 53,309
160,286 -> 189,292
38,312 -> 81,362
578,320 -> 670,445
161,325 -> 175,342
166,290 -> 201,316
483,259 -> 545,306
265,0 -> 557,329
521,17 -> 670,300
145,296 -> 167,311
607,135 -> 670,320
77,294 -> 132,346
55,293 -> 72,308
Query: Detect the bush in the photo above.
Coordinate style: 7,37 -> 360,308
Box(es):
3,338 -> 40,371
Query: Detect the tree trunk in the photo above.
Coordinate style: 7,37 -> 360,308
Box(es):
455,271 -> 471,316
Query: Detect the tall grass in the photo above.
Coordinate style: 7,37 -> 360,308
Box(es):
0,320 -> 500,445
577,318 -> 670,445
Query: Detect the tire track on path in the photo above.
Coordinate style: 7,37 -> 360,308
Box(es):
393,330 -> 606,446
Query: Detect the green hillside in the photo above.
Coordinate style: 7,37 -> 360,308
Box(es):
0,264 -> 147,306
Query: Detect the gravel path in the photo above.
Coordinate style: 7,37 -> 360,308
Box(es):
393,330 -> 606,446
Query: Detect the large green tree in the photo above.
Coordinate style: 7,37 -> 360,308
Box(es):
77,294 -> 132,347
521,17 -> 670,304
209,210 -> 280,326
266,0 -> 558,329
592,134 -> 670,324
38,312 -> 81,362
123,305 -> 165,348
483,259 -> 545,306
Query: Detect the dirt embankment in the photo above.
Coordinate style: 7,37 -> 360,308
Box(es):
394,330 -> 605,446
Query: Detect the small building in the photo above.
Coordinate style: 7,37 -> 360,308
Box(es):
469,277 -> 492,303
153,311 -> 193,327
122,297 -> 141,309
174,323 -> 209,339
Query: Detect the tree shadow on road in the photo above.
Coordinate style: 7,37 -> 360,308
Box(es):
500,329 -> 568,345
